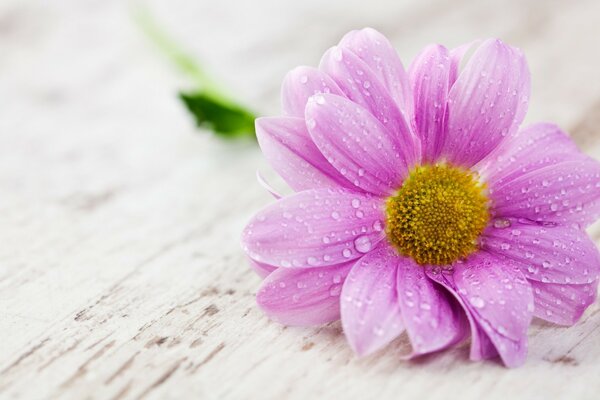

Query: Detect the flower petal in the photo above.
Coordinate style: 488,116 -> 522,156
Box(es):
443,39 -> 530,167
319,47 -> 418,166
255,117 -> 351,191
257,262 -> 353,326
242,188 -> 385,268
490,157 -> 600,226
396,256 -> 468,357
305,93 -> 411,196
408,44 -> 451,162
482,218 -> 600,284
529,280 -> 599,326
454,252 -> 533,367
281,66 -> 345,117
477,123 -> 580,186
248,258 -> 277,279
425,269 -> 499,362
341,246 -> 404,356
337,28 -> 411,117
448,41 -> 479,87
427,252 -> 534,367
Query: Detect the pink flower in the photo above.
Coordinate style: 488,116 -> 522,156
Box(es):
241,28 -> 600,367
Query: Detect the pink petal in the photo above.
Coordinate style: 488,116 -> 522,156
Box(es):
490,157 -> 600,226
477,123 -> 580,186
255,117 -> 351,191
256,262 -> 353,326
319,47 -> 418,166
454,253 -> 533,367
443,39 -> 530,167
427,252 -> 534,367
448,41 -> 479,87
248,258 -> 277,279
408,44 -> 451,162
396,256 -> 468,357
242,188 -> 385,268
529,280 -> 599,325
281,66 -> 345,117
341,246 -> 404,356
305,93 -> 410,196
337,28 -> 411,118
256,170 -> 282,199
482,218 -> 600,284
425,269 -> 499,362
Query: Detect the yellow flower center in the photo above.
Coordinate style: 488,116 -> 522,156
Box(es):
385,164 -> 489,265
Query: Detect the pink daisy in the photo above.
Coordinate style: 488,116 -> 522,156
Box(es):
241,28 -> 600,367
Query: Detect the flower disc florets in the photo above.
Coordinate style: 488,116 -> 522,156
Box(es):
386,164 -> 489,265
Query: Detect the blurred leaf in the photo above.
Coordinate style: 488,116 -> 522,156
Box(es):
180,91 -> 256,138
134,6 -> 257,140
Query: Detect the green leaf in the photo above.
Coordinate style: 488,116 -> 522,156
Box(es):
179,91 -> 256,139
134,6 -> 257,140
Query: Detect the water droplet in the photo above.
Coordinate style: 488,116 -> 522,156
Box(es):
372,220 -> 383,231
351,199 -> 361,208
306,119 -> 316,129
372,325 -> 384,336
314,94 -> 326,105
329,284 -> 341,296
307,256 -> 319,266
493,218 -> 511,228
331,211 -> 340,220
342,248 -> 352,258
354,236 -> 372,253
470,296 -> 486,308
299,75 -> 308,84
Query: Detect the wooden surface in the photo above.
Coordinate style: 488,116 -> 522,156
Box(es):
1,0 -> 600,399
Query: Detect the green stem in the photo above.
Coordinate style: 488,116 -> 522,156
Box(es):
133,6 -> 242,107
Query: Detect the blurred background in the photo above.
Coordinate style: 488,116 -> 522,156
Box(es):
1,1 -> 599,399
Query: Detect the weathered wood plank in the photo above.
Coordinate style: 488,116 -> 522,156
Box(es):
1,0 -> 599,399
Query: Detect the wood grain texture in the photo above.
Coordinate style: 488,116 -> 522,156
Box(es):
1,0 -> 599,399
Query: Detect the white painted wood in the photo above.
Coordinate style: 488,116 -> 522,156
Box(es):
1,0 -> 599,399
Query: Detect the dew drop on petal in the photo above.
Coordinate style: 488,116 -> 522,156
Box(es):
354,236 -> 372,253
493,218 -> 511,229
469,296 -> 485,308
372,220 -> 383,232
329,284 -> 342,296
